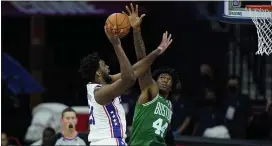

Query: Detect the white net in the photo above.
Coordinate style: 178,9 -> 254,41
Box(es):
247,7 -> 272,56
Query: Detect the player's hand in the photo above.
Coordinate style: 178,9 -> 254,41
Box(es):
157,31 -> 173,55
104,25 -> 122,45
123,3 -> 146,29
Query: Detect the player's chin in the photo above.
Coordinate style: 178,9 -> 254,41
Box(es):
159,87 -> 169,93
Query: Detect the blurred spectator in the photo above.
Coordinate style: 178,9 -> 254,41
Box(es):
171,81 -> 194,136
222,75 -> 252,139
200,64 -> 214,86
247,98 -> 272,140
43,107 -> 88,146
203,125 -> 230,139
31,127 -> 56,145
25,103 -> 68,141
193,88 -> 223,136
1,132 -> 12,146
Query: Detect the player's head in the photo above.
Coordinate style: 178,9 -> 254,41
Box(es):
42,127 -> 55,141
153,67 -> 179,97
61,107 -> 78,131
79,52 -> 111,83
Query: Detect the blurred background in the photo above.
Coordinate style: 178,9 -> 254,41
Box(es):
1,1 -> 272,146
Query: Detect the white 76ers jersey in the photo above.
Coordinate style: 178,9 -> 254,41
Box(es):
86,83 -> 127,142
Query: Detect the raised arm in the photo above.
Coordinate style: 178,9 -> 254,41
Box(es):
94,25 -> 136,105
123,3 -> 152,91
110,31 -> 173,86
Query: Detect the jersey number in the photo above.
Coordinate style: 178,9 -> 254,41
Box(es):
152,118 -> 168,137
89,106 -> 95,125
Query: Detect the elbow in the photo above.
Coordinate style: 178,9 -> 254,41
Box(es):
123,75 -> 136,87
127,74 -> 137,85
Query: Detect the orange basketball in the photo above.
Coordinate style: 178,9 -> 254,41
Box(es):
105,13 -> 131,38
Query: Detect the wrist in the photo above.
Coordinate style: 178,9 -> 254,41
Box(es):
113,43 -> 121,48
133,27 -> 141,32
152,48 -> 162,56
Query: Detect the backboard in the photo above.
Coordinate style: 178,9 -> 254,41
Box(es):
218,1 -> 272,24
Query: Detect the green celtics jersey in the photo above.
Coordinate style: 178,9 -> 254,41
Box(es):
129,94 -> 172,146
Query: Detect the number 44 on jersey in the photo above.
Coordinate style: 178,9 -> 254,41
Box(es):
152,118 -> 168,137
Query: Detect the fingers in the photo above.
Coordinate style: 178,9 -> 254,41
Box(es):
163,31 -> 167,40
140,14 -> 146,20
105,24 -> 111,34
105,25 -> 117,35
130,3 -> 135,14
168,34 -> 172,42
164,31 -> 172,43
112,25 -> 117,34
122,11 -> 128,16
126,5 -> 132,15
135,4 -> 139,16
104,26 -> 108,35
168,39 -> 173,46
105,25 -> 123,39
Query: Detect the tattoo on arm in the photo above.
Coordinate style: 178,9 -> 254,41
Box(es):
133,29 -> 146,60
133,29 -> 153,91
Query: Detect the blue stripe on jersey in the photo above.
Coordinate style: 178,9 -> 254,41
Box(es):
105,104 -> 122,138
116,138 -> 126,146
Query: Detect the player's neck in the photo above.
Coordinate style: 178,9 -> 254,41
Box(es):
62,130 -> 77,138
95,78 -> 107,85
160,92 -> 169,99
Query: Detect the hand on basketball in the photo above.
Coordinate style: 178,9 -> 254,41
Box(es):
104,25 -> 122,45
157,31 -> 173,55
123,3 -> 146,29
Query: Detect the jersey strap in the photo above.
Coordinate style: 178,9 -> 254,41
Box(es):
103,103 -> 124,138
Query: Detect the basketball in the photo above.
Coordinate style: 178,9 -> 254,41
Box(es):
105,13 -> 131,38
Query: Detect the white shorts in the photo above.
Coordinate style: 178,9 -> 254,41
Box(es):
90,138 -> 127,146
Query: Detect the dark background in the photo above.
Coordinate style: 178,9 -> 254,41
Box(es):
2,1 -> 269,145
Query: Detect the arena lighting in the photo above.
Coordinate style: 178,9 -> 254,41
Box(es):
3,1 -> 107,15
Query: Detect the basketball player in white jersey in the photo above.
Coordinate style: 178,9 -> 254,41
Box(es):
78,25 -> 173,145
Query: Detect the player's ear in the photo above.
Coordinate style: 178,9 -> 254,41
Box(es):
60,118 -> 64,124
75,117 -> 78,125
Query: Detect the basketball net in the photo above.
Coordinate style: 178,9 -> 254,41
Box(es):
246,5 -> 272,56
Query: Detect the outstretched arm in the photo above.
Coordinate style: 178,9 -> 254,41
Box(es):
124,4 -> 153,91
94,26 -> 136,105
110,31 -> 173,92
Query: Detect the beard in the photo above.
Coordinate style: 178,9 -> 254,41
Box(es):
103,73 -> 112,84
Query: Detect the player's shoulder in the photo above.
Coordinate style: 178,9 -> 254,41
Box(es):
86,82 -> 102,89
86,82 -> 103,94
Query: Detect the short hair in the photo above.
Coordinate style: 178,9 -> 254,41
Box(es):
152,67 -> 179,90
61,107 -> 77,118
43,127 -> 56,134
78,52 -> 100,81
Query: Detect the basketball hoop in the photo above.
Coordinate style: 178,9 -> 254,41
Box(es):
246,5 -> 272,56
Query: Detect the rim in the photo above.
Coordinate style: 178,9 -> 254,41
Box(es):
246,5 -> 272,10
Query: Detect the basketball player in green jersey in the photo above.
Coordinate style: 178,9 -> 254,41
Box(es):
124,4 -> 177,146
